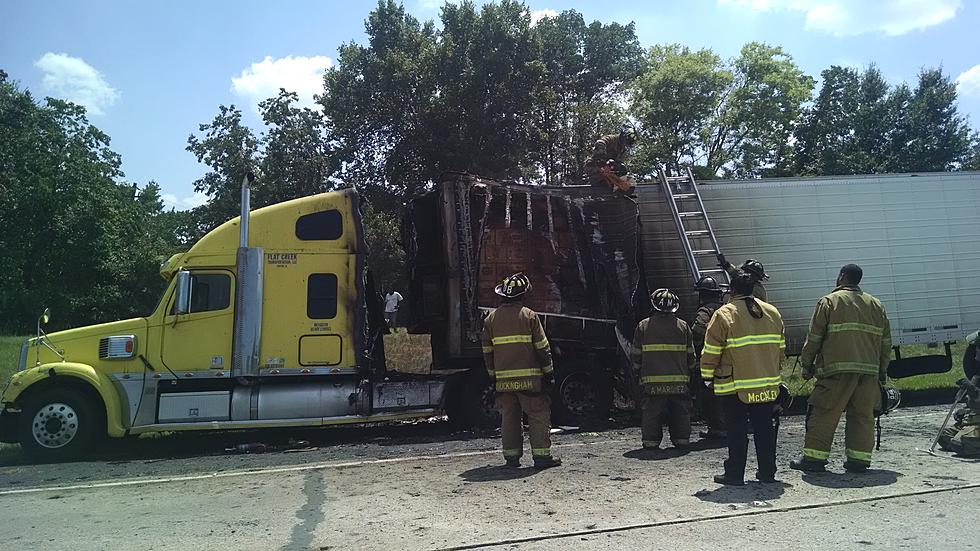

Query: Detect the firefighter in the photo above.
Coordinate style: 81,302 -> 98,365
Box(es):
939,375 -> 980,457
587,127 -> 636,189
716,254 -> 769,301
481,273 -> 561,469
692,276 -> 727,440
630,288 -> 697,449
702,271 -> 785,485
964,331 -> 979,380
790,264 -> 892,473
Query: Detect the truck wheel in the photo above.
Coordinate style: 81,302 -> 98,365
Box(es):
18,388 -> 102,463
446,371 -> 500,430
553,370 -> 611,428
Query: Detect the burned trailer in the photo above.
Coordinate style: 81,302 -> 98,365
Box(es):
404,173 -> 647,425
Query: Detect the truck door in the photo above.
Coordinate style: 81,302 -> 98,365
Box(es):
161,270 -> 235,372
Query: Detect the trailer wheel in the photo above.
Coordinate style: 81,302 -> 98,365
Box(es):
446,371 -> 499,430
18,387 -> 102,463
553,370 -> 612,427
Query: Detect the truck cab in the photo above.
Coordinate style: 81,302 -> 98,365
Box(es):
1,185 -> 446,461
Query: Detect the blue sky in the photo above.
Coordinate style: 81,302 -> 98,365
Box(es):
2,0 -> 979,208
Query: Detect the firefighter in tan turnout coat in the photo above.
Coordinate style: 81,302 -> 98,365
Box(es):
791,264 -> 892,473
631,288 -> 697,449
482,273 -> 562,469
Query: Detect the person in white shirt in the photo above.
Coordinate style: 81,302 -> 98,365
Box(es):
384,290 -> 404,328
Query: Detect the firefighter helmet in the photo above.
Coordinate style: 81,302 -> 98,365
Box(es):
741,258 -> 770,281
695,275 -> 722,293
495,272 -> 531,298
875,386 -> 902,416
650,288 -> 680,313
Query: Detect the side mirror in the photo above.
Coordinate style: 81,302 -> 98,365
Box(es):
39,307 -> 51,325
174,270 -> 192,315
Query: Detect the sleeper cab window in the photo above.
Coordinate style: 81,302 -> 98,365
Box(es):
308,273 -> 338,319
296,209 -> 343,240
172,273 -> 232,314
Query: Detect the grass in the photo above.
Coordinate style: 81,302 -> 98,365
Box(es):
0,335 -> 27,385
781,341 -> 968,396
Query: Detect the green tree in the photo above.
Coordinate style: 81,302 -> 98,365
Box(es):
793,66 -> 861,175
876,68 -> 973,172
186,104 -> 259,234
257,89 -> 339,206
709,42 -> 814,177
629,44 -> 730,176
0,74 -> 181,332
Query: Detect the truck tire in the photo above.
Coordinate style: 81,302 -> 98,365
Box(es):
18,387 -> 103,463
446,370 -> 500,430
552,369 -> 612,428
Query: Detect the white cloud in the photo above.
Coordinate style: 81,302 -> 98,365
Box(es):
530,8 -> 558,26
956,65 -> 980,97
717,0 -> 961,36
162,192 -> 209,211
418,0 -> 442,9
231,55 -> 333,114
34,52 -> 119,116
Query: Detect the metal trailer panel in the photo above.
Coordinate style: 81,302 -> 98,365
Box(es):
695,172 -> 980,351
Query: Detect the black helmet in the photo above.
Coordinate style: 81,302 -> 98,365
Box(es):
875,386 -> 901,416
695,275 -> 722,293
495,272 -> 531,298
650,288 -> 679,313
741,258 -> 769,281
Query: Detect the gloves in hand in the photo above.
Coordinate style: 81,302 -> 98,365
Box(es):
802,365 -> 815,380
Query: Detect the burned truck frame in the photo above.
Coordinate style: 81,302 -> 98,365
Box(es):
404,173 -> 648,425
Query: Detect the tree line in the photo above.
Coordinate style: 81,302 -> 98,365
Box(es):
1,0 -> 978,332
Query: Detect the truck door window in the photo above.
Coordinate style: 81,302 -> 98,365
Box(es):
172,273 -> 231,314
296,210 -> 343,240
307,273 -> 338,319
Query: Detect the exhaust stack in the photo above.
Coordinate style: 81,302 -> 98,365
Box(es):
232,172 -> 264,377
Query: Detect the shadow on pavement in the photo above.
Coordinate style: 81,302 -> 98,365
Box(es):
693,480 -> 790,504
623,448 -> 690,461
800,468 -> 902,488
459,465 -> 540,482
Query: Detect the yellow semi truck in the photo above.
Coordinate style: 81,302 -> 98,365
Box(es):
0,177 -> 457,461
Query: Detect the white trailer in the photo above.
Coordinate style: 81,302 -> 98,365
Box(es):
637,171 -> 980,356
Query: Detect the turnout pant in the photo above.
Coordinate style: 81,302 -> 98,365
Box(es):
641,394 -> 692,448
698,382 -> 727,433
496,391 -> 553,459
804,373 -> 880,467
722,395 -> 777,481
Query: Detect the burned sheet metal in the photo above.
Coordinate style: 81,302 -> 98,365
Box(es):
404,173 -> 646,362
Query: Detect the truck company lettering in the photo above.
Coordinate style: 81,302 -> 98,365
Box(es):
266,252 -> 297,267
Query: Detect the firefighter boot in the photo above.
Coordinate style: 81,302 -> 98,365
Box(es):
713,474 -> 745,486
505,457 -> 521,468
843,460 -> 868,473
789,456 -> 827,472
533,456 -> 562,470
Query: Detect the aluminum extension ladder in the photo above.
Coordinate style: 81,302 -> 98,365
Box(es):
657,166 -> 730,286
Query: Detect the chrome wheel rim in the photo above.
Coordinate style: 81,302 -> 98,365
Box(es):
32,402 -> 79,449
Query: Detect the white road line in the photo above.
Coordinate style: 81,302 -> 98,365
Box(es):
0,409 -> 949,497
437,483 -> 980,551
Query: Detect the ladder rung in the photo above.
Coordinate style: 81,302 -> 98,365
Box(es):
666,176 -> 689,182
699,269 -> 726,274
678,211 -> 704,217
672,193 -> 697,199
685,230 -> 710,236
692,249 -> 718,255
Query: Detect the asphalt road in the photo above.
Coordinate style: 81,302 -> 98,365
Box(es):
0,405 -> 977,550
